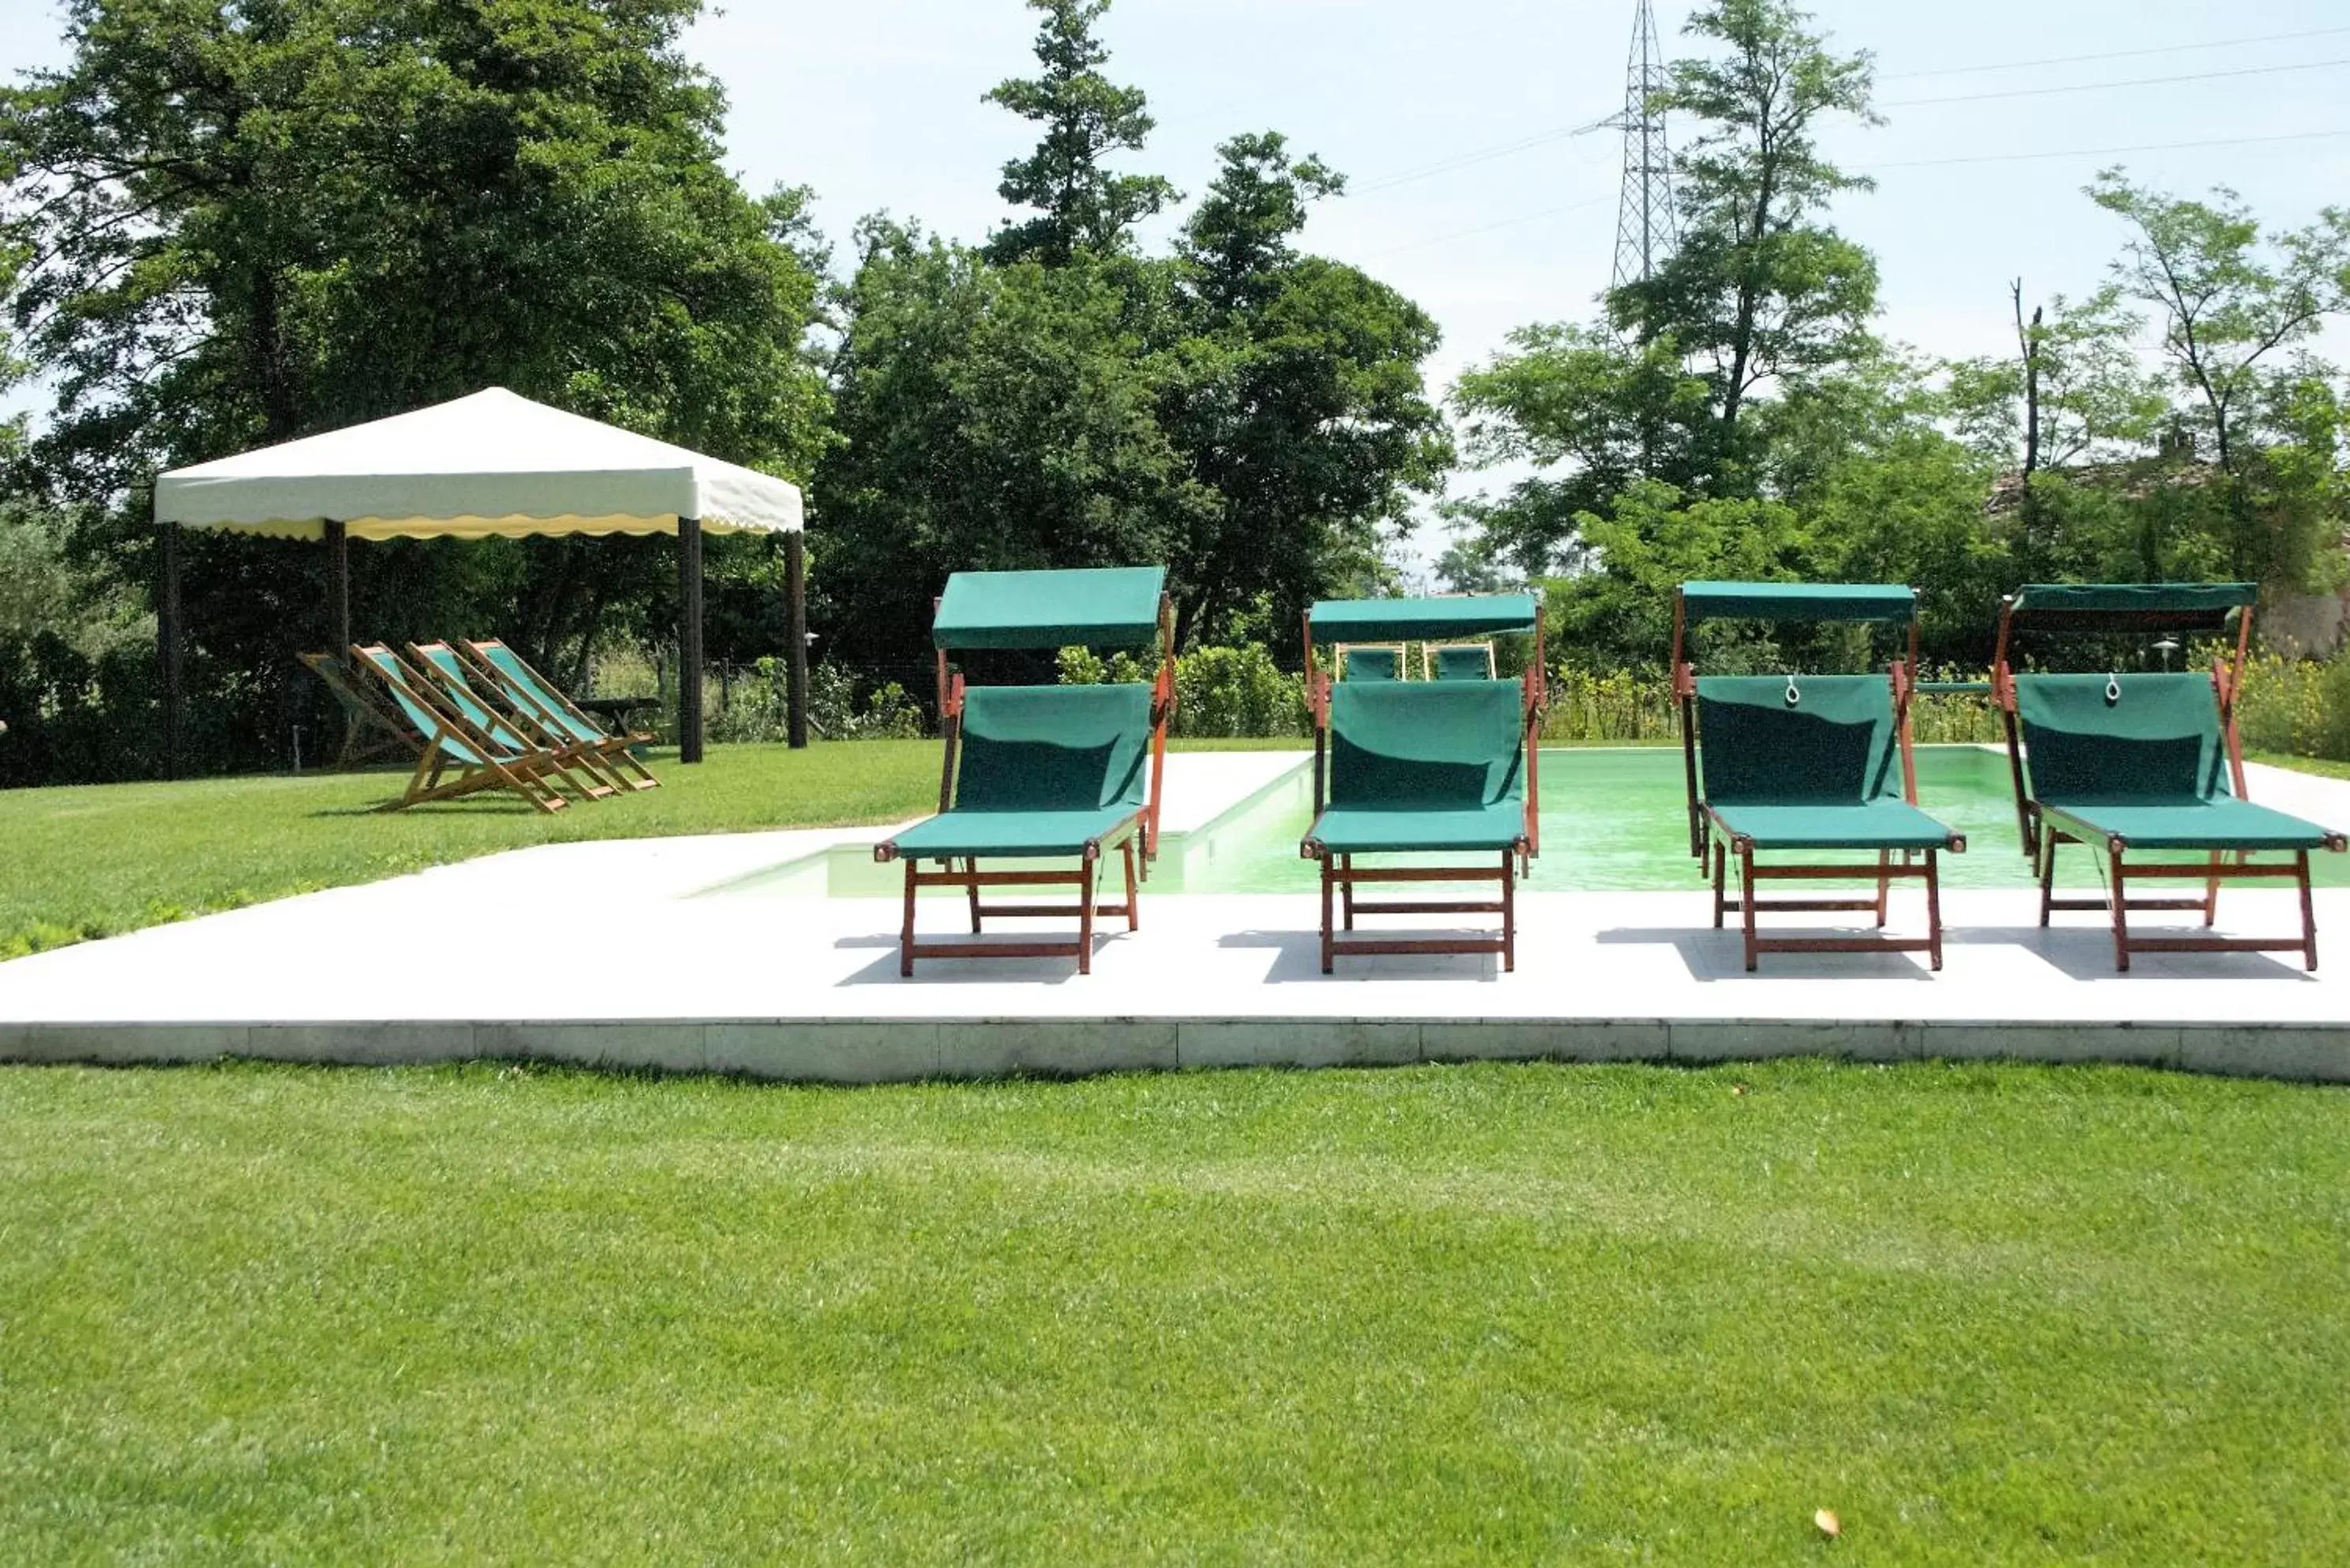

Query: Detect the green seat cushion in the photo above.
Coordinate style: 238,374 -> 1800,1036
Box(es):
888,805 -> 1144,860
2038,798 -> 2333,851
1308,801 -> 1528,855
1709,799 -> 1957,851
1696,675 -> 1903,804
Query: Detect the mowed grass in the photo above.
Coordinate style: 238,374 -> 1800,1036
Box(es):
3,1059 -> 2346,1564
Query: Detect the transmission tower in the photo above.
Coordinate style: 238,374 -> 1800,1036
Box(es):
1603,0 -> 1678,292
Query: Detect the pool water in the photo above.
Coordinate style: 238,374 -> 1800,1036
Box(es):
1165,746 -> 2349,894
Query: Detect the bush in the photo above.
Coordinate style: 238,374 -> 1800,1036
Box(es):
1058,642 -> 1308,739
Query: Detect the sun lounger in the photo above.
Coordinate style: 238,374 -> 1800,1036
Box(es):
409,642 -> 617,800
874,567 -> 1175,975
348,644 -> 572,813
1995,582 -> 2347,970
1338,645 -> 1405,682
1426,644 -> 1498,681
299,651 -> 421,768
1301,594 -> 1545,970
1674,582 -> 1966,971
457,638 -> 659,791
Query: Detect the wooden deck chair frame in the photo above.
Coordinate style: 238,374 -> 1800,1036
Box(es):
874,571 -> 1177,976
1993,586 -> 2347,971
1674,585 -> 1965,972
349,644 -> 574,813
408,642 -> 619,802
1300,597 -> 1547,970
1423,642 -> 1498,681
299,651 -> 421,769
458,638 -> 660,791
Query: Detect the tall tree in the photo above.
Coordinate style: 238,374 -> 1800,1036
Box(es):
984,0 -> 1175,267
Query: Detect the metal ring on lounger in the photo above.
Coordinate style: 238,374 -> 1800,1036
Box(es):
2105,675 -> 2121,705
1784,676 -> 1802,707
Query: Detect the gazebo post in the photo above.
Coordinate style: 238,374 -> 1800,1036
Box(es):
679,515 -> 705,765
786,530 -> 810,749
159,519 -> 184,780
324,520 -> 351,658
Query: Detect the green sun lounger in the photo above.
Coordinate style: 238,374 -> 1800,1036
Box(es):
1675,582 -> 1965,971
1303,594 -> 1544,971
349,644 -> 572,813
1996,583 -> 2346,971
410,642 -> 617,801
874,567 -> 1174,976
1339,645 -> 1405,682
1428,644 -> 1497,681
462,638 -> 659,791
300,650 -> 421,769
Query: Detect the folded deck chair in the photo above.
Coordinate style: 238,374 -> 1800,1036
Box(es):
349,644 -> 571,813
1426,643 -> 1498,681
1674,582 -> 1966,972
874,567 -> 1174,976
1338,644 -> 1406,682
1301,594 -> 1546,971
408,642 -> 617,801
460,638 -> 659,790
1995,583 -> 2346,971
300,651 -> 421,769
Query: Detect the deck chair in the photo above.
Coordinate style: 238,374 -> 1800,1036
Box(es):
1674,582 -> 1966,972
1426,643 -> 1498,681
348,644 -> 571,813
1301,594 -> 1546,971
300,651 -> 421,768
408,642 -> 618,800
460,638 -> 659,790
1338,644 -> 1406,682
874,567 -> 1175,976
1994,583 -> 2347,971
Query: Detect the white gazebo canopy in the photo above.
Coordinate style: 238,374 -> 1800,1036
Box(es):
154,387 -> 803,541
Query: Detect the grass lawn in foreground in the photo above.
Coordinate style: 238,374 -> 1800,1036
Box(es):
2,1058 -> 2344,1564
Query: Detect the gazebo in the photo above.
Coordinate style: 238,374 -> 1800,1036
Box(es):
152,387 -> 809,773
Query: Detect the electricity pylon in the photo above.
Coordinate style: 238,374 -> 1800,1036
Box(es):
1601,0 -> 1678,292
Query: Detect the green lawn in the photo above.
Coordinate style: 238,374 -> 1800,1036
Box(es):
2,1058 -> 2344,1564
2252,749 -> 2350,782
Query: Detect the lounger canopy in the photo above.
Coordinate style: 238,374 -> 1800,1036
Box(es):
2008,582 -> 2255,631
934,567 -> 1169,650
1308,594 -> 1540,645
1679,581 -> 1916,624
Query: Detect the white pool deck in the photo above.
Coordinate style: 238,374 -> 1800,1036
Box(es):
8,750 -> 2350,1083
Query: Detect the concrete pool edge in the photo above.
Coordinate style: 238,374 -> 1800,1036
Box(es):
7,1016 -> 2343,1085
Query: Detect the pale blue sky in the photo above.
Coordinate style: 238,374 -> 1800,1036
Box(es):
6,0 -> 2348,459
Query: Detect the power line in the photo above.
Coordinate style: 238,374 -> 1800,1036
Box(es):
1352,123 -> 1607,195
1878,24 -> 2350,80
1881,56 -> 2350,109
1856,127 -> 2350,171
1364,193 -> 1614,258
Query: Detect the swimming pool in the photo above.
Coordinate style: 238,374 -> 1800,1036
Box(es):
717,745 -> 2349,898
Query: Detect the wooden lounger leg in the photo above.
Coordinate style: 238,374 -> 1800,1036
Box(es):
1500,849 -> 1516,974
2205,851 -> 2222,927
1873,850 -> 1892,928
1123,836 -> 1140,932
1739,840 -> 1760,973
1320,856 -> 1337,975
2299,849 -> 2318,972
966,858 -> 984,934
2038,832 -> 2059,927
1712,839 -> 1728,929
900,859 -> 919,979
2109,842 -> 2131,973
1078,847 -> 1097,976
1925,848 -> 1944,972
1342,853 -> 1357,931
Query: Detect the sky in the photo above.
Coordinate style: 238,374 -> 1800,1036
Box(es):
4,0 -> 2348,533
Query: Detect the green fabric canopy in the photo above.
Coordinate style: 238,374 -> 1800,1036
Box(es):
885,683 -> 1153,859
1680,581 -> 1917,625
1309,681 -> 1529,854
2008,582 -> 2255,631
932,567 -> 1167,651
1308,594 -> 1539,646
1695,674 -> 1959,851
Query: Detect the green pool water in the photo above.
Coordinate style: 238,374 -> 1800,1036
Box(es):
1164,746 -> 2349,895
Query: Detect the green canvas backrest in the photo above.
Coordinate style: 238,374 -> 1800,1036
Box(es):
414,646 -> 533,753
1328,682 -> 1525,809
955,683 -> 1154,813
1696,675 -> 1900,805
1431,646 -> 1495,681
357,647 -> 487,766
1342,647 -> 1405,683
477,642 -> 603,744
2014,672 -> 2230,803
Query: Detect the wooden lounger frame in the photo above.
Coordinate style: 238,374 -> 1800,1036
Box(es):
1300,611 -> 1546,972
409,642 -> 618,802
1675,596 -> 1963,972
1993,594 -> 2347,971
875,595 -> 1177,975
348,643 -> 573,814
300,651 -> 421,769
458,638 -> 661,792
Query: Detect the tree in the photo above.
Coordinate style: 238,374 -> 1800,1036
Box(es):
984,0 -> 1175,267
0,0 -> 830,772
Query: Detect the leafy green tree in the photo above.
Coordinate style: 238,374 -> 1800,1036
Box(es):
984,0 -> 1175,266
